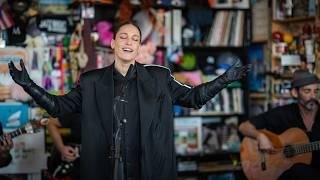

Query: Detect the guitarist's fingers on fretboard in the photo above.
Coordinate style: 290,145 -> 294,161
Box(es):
0,136 -> 12,150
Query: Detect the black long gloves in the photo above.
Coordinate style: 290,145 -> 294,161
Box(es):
8,60 -> 57,115
198,59 -> 250,103
8,59 -> 249,113
219,58 -> 248,83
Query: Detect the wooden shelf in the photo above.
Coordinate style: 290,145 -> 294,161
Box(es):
275,94 -> 292,99
181,46 -> 249,56
177,151 -> 239,159
178,164 -> 241,177
266,71 -> 293,79
249,92 -> 267,99
182,46 -> 246,51
39,13 -> 78,17
251,39 -> 268,44
273,16 -> 315,23
70,0 -> 114,7
210,7 -> 250,10
70,1 -> 185,9
189,111 -> 243,116
198,163 -> 241,173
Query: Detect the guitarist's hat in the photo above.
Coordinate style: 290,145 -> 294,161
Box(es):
292,69 -> 320,88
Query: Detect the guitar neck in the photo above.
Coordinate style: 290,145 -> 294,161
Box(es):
291,141 -> 320,155
0,127 -> 26,142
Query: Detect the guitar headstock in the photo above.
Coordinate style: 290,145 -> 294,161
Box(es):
23,119 -> 47,134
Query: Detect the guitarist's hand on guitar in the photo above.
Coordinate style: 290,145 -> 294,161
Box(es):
60,145 -> 79,162
0,134 -> 13,153
257,133 -> 275,153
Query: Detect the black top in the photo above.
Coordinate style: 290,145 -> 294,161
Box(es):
250,103 -> 320,168
58,113 -> 81,144
113,65 -> 141,180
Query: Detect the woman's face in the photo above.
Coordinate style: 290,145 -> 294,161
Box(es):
111,24 -> 141,64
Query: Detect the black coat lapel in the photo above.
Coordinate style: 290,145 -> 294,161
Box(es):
136,64 -> 157,140
94,65 -> 114,146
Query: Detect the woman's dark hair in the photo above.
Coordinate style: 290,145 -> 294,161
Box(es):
113,21 -> 142,42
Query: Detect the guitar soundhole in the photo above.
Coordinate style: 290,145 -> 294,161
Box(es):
284,145 -> 296,158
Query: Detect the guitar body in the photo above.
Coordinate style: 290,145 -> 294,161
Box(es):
240,128 -> 312,180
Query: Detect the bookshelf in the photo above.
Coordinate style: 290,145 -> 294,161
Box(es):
172,6 -> 251,180
169,2 -> 250,179
268,0 -> 319,108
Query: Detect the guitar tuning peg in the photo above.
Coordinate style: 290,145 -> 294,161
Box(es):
40,118 -> 49,126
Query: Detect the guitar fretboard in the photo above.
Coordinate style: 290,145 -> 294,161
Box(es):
0,128 -> 26,143
284,141 -> 320,157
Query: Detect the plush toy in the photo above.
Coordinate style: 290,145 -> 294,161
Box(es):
95,21 -> 113,47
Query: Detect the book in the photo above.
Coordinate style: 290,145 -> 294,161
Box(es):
174,117 -> 202,155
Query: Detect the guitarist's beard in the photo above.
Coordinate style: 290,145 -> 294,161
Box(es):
298,98 -> 319,111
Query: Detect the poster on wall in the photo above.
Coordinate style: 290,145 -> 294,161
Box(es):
0,102 -> 29,129
0,129 -> 46,174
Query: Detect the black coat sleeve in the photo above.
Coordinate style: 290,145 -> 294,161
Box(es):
167,70 -> 207,109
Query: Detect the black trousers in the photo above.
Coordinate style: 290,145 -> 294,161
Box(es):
279,163 -> 320,180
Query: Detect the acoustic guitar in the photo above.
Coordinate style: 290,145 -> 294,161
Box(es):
240,128 -> 318,180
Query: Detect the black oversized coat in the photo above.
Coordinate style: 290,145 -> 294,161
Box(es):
49,63 -> 212,180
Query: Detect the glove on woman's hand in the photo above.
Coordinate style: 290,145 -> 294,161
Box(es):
8,59 -> 33,87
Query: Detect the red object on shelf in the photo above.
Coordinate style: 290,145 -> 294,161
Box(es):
272,31 -> 283,42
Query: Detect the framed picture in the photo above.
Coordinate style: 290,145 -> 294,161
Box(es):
174,117 -> 202,155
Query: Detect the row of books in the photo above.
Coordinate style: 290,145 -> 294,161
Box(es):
141,9 -> 182,47
196,88 -> 244,114
145,8 -> 248,47
174,87 -> 244,116
206,11 -> 245,47
208,0 -> 249,9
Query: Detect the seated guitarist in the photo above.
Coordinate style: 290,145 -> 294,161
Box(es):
47,113 -> 81,180
239,69 -> 320,179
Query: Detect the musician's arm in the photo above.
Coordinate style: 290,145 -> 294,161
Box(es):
47,118 -> 78,161
239,120 -> 261,139
239,121 -> 274,151
47,118 -> 64,152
